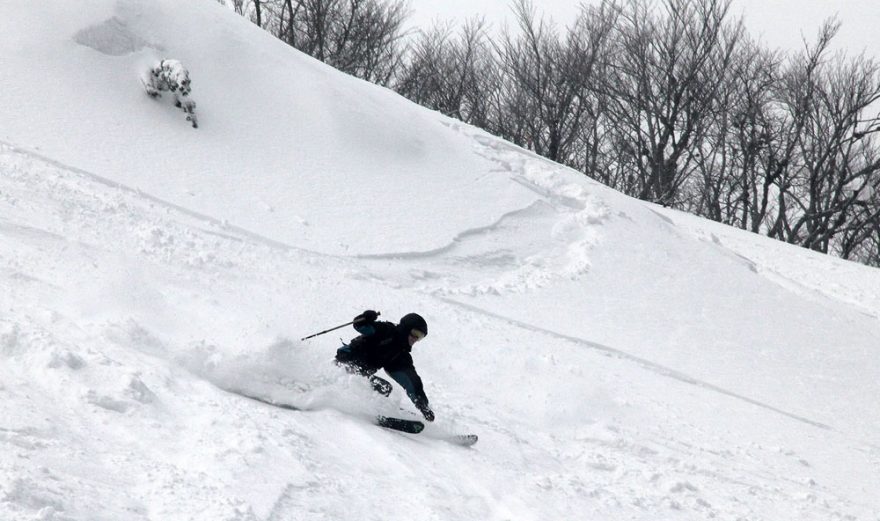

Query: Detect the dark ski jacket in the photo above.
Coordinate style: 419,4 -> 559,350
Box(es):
336,320 -> 430,412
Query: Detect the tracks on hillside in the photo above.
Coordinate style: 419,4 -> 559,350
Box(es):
0,139 -> 837,434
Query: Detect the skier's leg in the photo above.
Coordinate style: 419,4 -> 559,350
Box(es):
386,369 -> 427,408
369,375 -> 392,396
334,347 -> 390,395
335,345 -> 362,372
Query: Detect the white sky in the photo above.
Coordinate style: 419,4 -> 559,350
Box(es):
405,0 -> 880,55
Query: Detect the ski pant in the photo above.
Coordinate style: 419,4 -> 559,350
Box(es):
334,349 -> 422,404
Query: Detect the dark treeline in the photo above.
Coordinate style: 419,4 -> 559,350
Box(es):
222,0 -> 880,266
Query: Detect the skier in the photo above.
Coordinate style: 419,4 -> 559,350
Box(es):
335,310 -> 434,422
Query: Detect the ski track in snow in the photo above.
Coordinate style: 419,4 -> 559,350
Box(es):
351,124 -> 611,298
436,296 -> 833,431
0,140 -> 326,260
650,205 -> 880,323
342,124 -> 833,433
2,129 -> 878,520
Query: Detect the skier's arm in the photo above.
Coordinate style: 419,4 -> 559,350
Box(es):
352,309 -> 379,335
386,367 -> 433,421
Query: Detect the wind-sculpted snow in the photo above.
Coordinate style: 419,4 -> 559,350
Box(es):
74,17 -> 159,56
355,125 -> 612,297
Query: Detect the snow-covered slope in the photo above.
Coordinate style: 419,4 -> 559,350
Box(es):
0,0 -> 528,256
2,1 -> 879,520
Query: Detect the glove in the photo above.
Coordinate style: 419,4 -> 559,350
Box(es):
420,406 -> 435,422
353,310 -> 379,325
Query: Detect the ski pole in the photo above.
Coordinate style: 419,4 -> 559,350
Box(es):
300,312 -> 380,341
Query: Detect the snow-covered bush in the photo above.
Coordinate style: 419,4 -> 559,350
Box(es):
142,59 -> 198,128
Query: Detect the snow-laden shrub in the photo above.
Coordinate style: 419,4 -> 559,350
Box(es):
142,59 -> 198,128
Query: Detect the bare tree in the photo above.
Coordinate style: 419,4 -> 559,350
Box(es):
493,0 -> 615,164
253,0 -> 409,85
688,35 -> 783,230
216,0 -> 263,26
778,29 -> 880,252
599,0 -> 742,206
220,0 -> 880,268
566,2 -> 621,179
839,190 -> 880,265
254,0 -> 263,27
395,18 -> 498,127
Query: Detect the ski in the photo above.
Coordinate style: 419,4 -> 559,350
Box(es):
228,389 -> 477,445
376,415 -> 425,434
230,390 -> 424,434
377,416 -> 479,446
229,389 -> 303,411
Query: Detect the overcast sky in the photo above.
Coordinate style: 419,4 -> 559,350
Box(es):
405,0 -> 880,56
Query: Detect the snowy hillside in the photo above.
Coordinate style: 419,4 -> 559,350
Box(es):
2,1 -> 879,520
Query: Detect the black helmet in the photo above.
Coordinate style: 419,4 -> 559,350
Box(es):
398,313 -> 427,336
